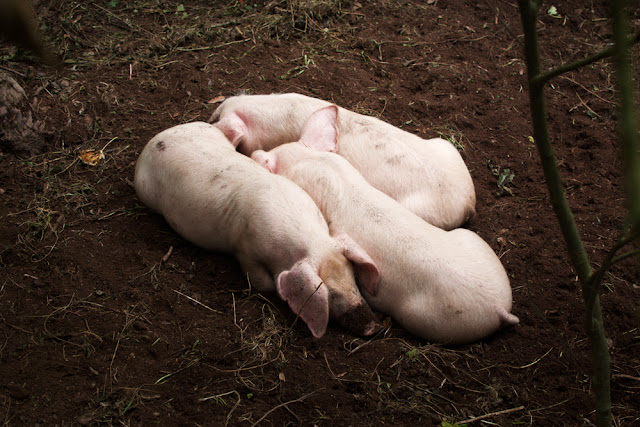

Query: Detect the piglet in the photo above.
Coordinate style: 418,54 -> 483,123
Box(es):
134,122 -> 381,338
210,93 -> 475,230
252,107 -> 519,344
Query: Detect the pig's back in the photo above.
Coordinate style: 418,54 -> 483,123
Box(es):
285,150 -> 443,273
335,112 -> 476,229
134,123 -> 252,250
135,122 -> 329,254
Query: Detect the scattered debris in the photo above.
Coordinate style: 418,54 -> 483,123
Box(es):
0,72 -> 46,154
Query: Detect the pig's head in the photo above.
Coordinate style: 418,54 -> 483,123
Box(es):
319,238 -> 381,337
277,236 -> 381,338
250,105 -> 341,174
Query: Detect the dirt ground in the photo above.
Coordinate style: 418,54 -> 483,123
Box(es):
0,0 -> 639,425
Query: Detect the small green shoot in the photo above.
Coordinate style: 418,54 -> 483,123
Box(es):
280,52 -> 316,79
405,348 -> 421,362
175,4 -> 188,18
120,396 -> 135,415
547,6 -> 561,18
376,381 -> 391,394
487,160 -> 515,196
435,125 -> 465,151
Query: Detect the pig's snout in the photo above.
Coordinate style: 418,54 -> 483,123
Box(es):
335,302 -> 382,337
208,108 -> 221,124
251,150 -> 275,173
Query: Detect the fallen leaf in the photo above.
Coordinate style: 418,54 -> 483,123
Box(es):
207,95 -> 226,104
547,5 -> 561,18
78,149 -> 105,166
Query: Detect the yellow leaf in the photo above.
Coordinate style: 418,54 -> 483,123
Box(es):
207,95 -> 226,104
78,149 -> 105,166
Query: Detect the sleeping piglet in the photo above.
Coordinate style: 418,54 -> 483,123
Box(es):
251,107 -> 519,344
209,93 -> 476,230
134,122 -> 381,338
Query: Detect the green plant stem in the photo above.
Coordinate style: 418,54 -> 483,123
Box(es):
610,248 -> 640,265
518,0 -> 592,283
518,1 -> 612,425
592,229 -> 640,283
533,32 -> 640,86
611,0 -> 640,229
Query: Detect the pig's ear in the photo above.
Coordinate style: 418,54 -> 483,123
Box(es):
213,113 -> 246,149
334,233 -> 380,296
250,150 -> 276,173
299,106 -> 339,153
277,262 -> 329,338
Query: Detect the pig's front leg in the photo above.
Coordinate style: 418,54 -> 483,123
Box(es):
239,259 -> 275,292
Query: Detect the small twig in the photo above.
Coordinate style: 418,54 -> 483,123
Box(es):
198,38 -> 251,55
560,75 -> 617,106
43,293 -> 78,339
323,353 -> 340,380
527,398 -> 571,413
344,335 -> 378,355
225,391 -> 242,427
154,359 -> 199,384
232,292 -> 244,345
173,289 -> 222,314
204,355 -> 279,373
512,347 -> 553,369
612,373 -> 640,382
0,65 -> 27,77
53,157 -> 79,177
574,93 -> 601,118
3,393 -> 12,424
161,246 -> 173,263
198,390 -> 238,402
457,405 -> 526,424
100,137 -> 118,153
250,390 -> 318,427
369,357 -> 385,380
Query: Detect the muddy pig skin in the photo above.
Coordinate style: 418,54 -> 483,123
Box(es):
209,92 -> 475,230
134,122 -> 381,338
251,108 -> 519,344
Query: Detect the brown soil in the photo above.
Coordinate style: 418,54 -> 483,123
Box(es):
1,1 -> 638,425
